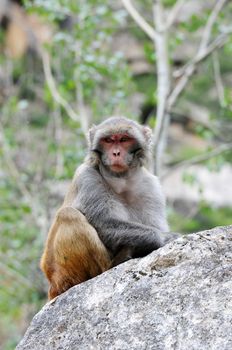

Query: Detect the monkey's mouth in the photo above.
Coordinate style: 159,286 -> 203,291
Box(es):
110,163 -> 128,173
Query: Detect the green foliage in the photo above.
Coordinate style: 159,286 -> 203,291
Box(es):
0,178 -> 44,349
134,74 -> 157,104
180,13 -> 208,33
144,41 -> 156,64
169,203 -> 232,233
163,0 -> 178,7
25,0 -> 133,120
182,172 -> 198,186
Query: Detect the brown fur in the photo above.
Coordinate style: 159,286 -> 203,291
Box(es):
40,205 -> 111,300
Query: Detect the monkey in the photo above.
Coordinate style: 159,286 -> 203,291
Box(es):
40,116 -> 169,299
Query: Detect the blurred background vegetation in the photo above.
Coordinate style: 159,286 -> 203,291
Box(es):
0,0 -> 232,348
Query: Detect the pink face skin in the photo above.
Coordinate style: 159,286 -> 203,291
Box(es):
100,133 -> 136,173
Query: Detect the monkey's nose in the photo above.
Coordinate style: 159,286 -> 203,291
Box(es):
113,150 -> 120,157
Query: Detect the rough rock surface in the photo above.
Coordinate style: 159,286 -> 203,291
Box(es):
17,226 -> 232,350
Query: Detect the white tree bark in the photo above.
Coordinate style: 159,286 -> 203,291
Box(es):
152,0 -> 170,175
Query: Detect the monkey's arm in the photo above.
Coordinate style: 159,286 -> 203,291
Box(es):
74,166 -> 163,257
98,217 -> 163,257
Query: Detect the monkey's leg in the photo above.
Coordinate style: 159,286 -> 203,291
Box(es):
46,207 -> 111,299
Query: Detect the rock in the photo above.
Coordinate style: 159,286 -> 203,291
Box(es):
17,226 -> 232,350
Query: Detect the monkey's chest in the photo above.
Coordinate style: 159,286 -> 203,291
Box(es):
120,192 -> 153,225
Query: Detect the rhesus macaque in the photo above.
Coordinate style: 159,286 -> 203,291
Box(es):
41,117 -> 169,299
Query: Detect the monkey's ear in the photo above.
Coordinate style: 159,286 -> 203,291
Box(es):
87,125 -> 97,146
142,126 -> 152,142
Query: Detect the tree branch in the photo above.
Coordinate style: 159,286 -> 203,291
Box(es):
198,0 -> 228,55
162,142 -> 232,179
152,0 -> 171,175
165,0 -> 185,30
121,0 -> 157,41
40,48 -> 89,136
212,50 -> 226,107
173,0 -> 229,80
122,0 -> 231,176
168,32 -> 230,110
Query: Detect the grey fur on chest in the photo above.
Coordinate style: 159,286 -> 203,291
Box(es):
103,167 -> 150,197
105,172 -> 159,226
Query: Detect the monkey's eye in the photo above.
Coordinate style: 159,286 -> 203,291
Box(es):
120,136 -> 130,142
104,137 -> 113,143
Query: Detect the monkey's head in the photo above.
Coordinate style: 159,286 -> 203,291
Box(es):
87,116 -> 153,176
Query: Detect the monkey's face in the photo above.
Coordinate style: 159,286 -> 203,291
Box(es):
99,133 -> 140,173
88,117 -> 152,175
